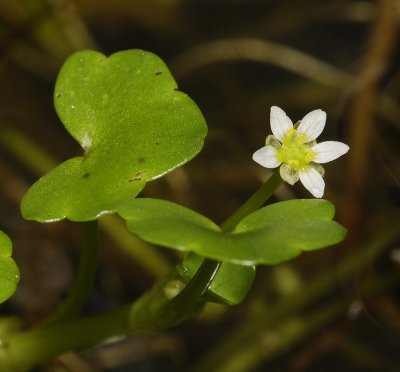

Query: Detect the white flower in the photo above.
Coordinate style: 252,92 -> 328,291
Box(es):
253,106 -> 349,198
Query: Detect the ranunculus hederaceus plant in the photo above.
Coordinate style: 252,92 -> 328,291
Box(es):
0,49 -> 348,371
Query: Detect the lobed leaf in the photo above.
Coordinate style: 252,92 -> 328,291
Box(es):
0,231 -> 20,304
117,198 -> 346,265
21,50 -> 207,222
234,199 -> 335,232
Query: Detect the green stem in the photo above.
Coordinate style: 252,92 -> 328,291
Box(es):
41,221 -> 99,326
155,171 -> 282,327
0,306 -> 132,372
220,170 -> 282,232
159,259 -> 222,328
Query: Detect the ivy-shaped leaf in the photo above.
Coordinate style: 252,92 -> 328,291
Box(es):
235,199 -> 336,231
116,198 -> 346,265
0,231 -> 20,304
177,253 -> 255,305
21,50 -> 207,222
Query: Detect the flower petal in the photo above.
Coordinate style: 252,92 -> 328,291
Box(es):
312,141 -> 349,163
299,167 -> 325,198
270,106 -> 293,142
252,146 -> 282,168
297,109 -> 326,141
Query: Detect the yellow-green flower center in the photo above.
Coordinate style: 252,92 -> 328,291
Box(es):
276,128 -> 315,170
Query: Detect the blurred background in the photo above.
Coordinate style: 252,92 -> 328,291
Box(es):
1,0 -> 400,371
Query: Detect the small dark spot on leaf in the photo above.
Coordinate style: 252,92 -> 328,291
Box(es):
128,176 -> 142,182
155,141 -> 160,146
55,92 -> 61,98
173,88 -> 178,91
155,70 -> 162,75
138,157 -> 145,163
82,172 -> 90,179
128,171 -> 143,182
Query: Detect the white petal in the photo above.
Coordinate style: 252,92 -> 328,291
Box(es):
312,141 -> 349,163
299,167 -> 325,198
270,106 -> 293,141
297,109 -> 326,141
252,146 -> 282,168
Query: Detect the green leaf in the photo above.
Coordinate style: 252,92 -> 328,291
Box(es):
0,231 -> 20,304
21,50 -> 207,222
235,199 -> 335,232
117,198 -> 346,265
177,253 -> 255,305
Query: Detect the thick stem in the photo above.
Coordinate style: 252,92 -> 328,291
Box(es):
41,221 -> 99,326
0,306 -> 131,371
157,259 -> 222,328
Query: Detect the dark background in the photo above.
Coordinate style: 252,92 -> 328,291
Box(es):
1,1 -> 400,371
